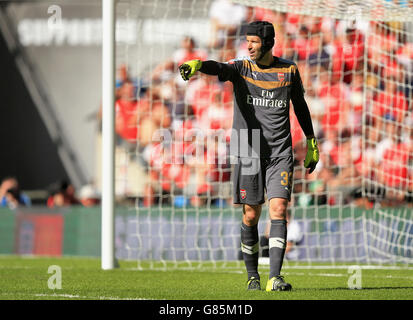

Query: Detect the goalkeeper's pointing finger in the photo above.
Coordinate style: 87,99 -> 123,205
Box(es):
179,64 -> 190,81
178,59 -> 202,81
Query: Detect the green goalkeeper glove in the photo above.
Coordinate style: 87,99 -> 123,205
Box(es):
179,59 -> 202,81
304,136 -> 319,174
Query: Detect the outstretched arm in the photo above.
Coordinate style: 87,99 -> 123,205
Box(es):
179,60 -> 236,81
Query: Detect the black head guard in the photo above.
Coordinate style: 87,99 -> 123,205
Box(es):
246,21 -> 275,60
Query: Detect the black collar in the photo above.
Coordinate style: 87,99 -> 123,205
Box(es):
256,56 -> 278,69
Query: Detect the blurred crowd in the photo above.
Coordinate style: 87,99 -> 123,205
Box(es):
0,176 -> 100,210
3,1 -> 412,211
108,0 -> 413,209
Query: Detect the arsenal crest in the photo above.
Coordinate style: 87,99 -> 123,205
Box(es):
240,189 -> 247,200
278,72 -> 285,81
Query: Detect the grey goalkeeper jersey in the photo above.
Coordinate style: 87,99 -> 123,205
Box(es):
214,56 -> 309,159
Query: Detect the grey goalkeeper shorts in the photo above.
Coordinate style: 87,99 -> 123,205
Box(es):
232,156 -> 294,205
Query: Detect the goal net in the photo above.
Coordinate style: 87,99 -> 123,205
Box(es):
108,0 -> 413,269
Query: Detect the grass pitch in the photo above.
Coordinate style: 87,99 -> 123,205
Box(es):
1,256 -> 412,301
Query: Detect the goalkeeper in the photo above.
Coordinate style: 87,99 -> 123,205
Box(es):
179,21 -> 319,292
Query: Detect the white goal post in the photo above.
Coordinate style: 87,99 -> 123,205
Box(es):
101,0 -> 413,270
101,0 -> 116,270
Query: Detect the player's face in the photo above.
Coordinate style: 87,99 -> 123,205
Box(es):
246,35 -> 262,61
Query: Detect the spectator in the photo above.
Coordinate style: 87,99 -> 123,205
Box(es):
367,22 -> 399,78
303,84 -> 325,139
272,26 -> 295,61
0,176 -> 31,209
138,90 -> 172,148
78,184 -> 101,207
97,77 -> 141,148
47,180 -> 79,208
327,131 -> 363,199
347,71 -> 364,134
196,90 -> 233,133
115,81 -> 139,147
375,118 -> 409,200
208,0 -> 246,49
142,137 -> 191,207
254,7 -> 280,24
291,25 -> 311,61
404,118 -> 413,204
332,26 -> 364,84
284,211 -> 304,260
116,64 -> 134,99
152,36 -> 207,84
372,63 -> 409,127
307,32 -> 330,71
284,12 -> 302,35
235,6 -> 257,41
396,41 -> 413,97
360,117 -> 381,181
316,65 -> 351,135
184,73 -> 224,127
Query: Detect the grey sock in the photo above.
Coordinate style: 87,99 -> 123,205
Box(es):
269,219 -> 287,279
240,222 -> 259,280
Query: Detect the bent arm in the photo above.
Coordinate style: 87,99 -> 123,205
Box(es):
291,93 -> 315,139
293,90 -> 319,173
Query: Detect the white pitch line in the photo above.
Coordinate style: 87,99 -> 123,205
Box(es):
283,272 -> 346,277
283,265 -> 413,270
34,293 -> 83,299
30,293 -> 153,300
283,271 -> 413,281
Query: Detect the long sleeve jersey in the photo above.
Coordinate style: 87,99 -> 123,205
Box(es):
199,57 -> 315,159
